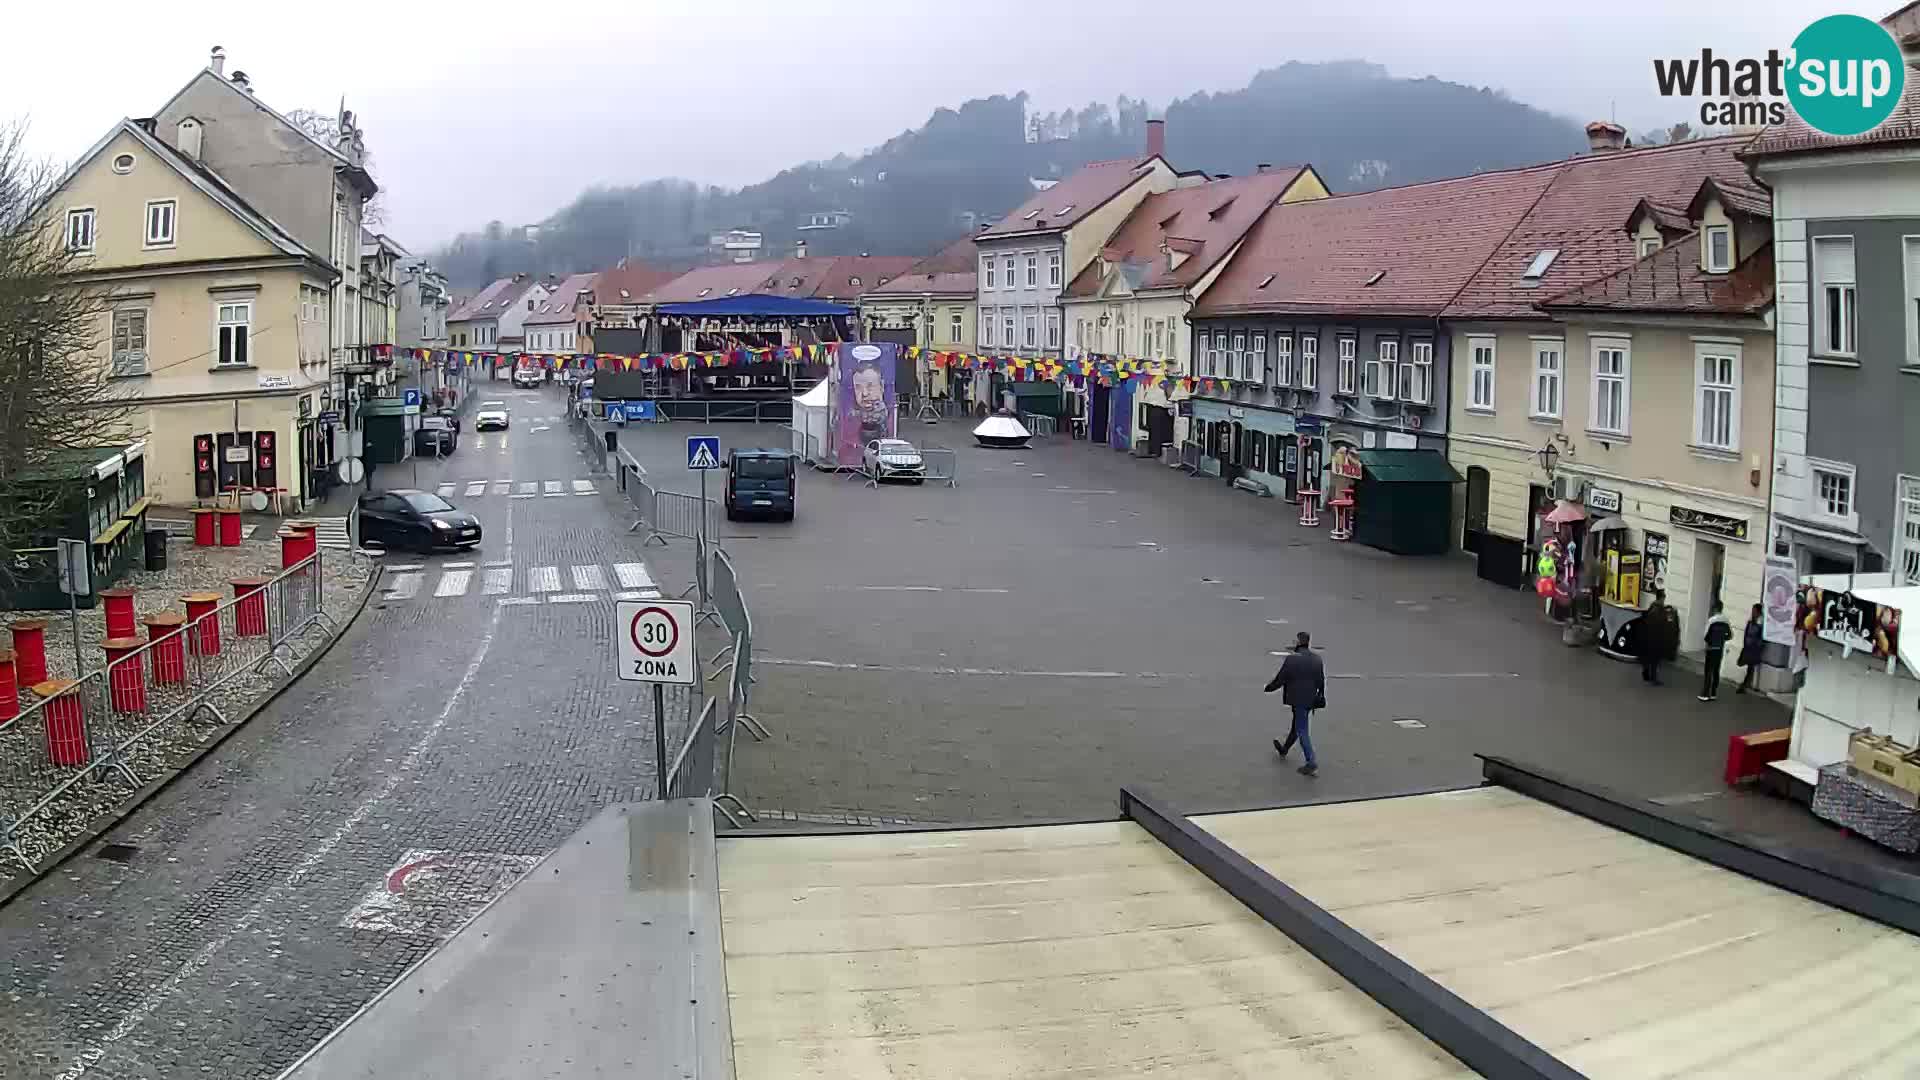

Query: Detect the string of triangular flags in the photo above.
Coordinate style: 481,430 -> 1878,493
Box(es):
386,343 -> 1223,394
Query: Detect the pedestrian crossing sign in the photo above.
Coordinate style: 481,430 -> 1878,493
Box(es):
686,436 -> 722,470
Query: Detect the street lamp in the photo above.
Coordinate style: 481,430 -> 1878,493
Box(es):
1536,440 -> 1559,478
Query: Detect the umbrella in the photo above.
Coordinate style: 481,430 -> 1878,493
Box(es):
1543,500 -> 1587,525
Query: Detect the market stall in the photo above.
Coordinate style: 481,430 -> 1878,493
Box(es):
1344,449 -> 1461,556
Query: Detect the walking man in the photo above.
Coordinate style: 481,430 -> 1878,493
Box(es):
1736,602 -> 1765,694
1700,601 -> 1733,701
1264,631 -> 1326,777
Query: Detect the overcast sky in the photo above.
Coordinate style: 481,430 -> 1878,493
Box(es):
5,0 -> 1853,249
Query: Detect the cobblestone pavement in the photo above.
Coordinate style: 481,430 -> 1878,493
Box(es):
617,420 -> 1902,866
0,381 -> 690,1080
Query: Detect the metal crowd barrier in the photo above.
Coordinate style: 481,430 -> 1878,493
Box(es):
1178,442 -> 1202,475
656,399 -> 793,424
920,449 -> 958,487
1023,412 -> 1058,438
0,553 -> 336,870
651,491 -> 721,547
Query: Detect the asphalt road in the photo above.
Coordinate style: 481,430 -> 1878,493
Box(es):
0,379 -> 691,1080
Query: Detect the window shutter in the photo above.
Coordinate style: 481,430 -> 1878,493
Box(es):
1814,237 -> 1854,282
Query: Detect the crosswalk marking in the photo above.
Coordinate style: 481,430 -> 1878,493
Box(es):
483,568 -> 512,595
613,563 -> 653,589
309,516 -> 352,551
614,590 -> 662,601
436,483 -> 456,497
434,570 -> 472,597
465,481 -> 488,497
528,566 -> 561,592
571,479 -> 595,494
383,572 -> 423,600
548,593 -> 596,604
570,565 -> 606,590
517,482 -> 538,495
542,481 -> 565,497
494,481 -> 511,496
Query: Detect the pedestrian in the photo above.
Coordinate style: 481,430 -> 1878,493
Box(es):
1638,590 -> 1671,686
1263,631 -> 1327,777
1736,602 -> 1764,694
1699,601 -> 1733,701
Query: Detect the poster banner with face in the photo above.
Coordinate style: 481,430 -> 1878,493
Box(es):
1762,557 -> 1798,647
834,342 -> 898,467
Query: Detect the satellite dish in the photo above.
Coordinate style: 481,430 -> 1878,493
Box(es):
337,458 -> 365,484
247,491 -> 269,512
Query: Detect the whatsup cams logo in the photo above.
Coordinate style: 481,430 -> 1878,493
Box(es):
1654,14 -> 1906,136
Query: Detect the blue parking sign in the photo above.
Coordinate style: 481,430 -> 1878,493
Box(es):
402,387 -> 421,408
686,436 -> 722,470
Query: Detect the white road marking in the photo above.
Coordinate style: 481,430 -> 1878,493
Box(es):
384,563 -> 424,572
442,561 -> 475,569
482,568 -> 512,595
434,570 -> 472,597
570,565 -> 606,590
510,493 -> 537,499
571,479 -> 595,494
493,481 -> 511,496
547,593 -> 596,604
542,480 -> 565,497
613,562 -> 653,589
484,559 -> 513,568
527,566 -> 560,592
382,572 -> 422,600
531,425 -> 550,433
613,590 -> 662,601
761,657 -> 1134,679
465,481 -> 487,497
861,585 -> 942,592
959,588 -> 1011,594
517,482 -> 538,495
50,610 -> 501,1080
435,484 -> 455,497
496,597 -> 540,607
497,435 -> 509,451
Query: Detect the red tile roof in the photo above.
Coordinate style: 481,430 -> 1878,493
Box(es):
449,276 -> 538,323
1538,236 -> 1774,317
639,260 -> 797,305
1193,164 -> 1565,318
590,260 -> 679,307
1742,70 -> 1920,158
868,235 -> 979,296
1062,168 -> 1315,299
809,254 -> 919,301
1442,135 -> 1761,319
640,255 -> 919,305
525,272 -> 598,325
976,156 -> 1166,240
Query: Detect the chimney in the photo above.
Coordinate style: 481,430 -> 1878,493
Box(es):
209,46 -> 226,76
1585,120 -> 1628,153
1145,118 -> 1166,159
795,238 -> 808,258
230,70 -> 251,93
177,117 -> 204,163
1256,163 -> 1272,174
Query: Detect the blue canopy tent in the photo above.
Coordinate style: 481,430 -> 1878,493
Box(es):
655,295 -> 854,318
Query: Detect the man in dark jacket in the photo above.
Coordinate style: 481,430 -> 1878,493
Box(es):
1638,591 -> 1672,685
1263,631 -> 1326,776
1700,601 -> 1733,700
1736,602 -> 1765,694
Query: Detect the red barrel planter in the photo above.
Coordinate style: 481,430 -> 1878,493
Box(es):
102,636 -> 147,714
100,588 -> 138,639
216,508 -> 243,547
191,508 -> 217,547
279,527 -> 316,571
0,648 -> 17,725
231,578 -> 269,637
10,619 -> 49,687
142,613 -> 188,686
34,679 -> 88,767
182,592 -> 223,656
285,521 -> 318,563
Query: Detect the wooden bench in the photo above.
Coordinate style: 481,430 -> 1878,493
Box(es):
1725,728 -> 1791,786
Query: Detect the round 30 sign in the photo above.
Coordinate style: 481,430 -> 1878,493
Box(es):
615,599 -> 695,684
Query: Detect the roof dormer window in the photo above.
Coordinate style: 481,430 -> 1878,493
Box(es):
1023,209 -> 1041,220
1363,270 -> 1386,287
1637,237 -> 1661,259
1704,225 -> 1733,273
1521,249 -> 1560,281
1055,205 -> 1074,216
1258,273 -> 1275,289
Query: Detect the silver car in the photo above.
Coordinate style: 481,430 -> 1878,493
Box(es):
863,438 -> 925,482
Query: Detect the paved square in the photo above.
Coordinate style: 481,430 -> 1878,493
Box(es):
341,850 -> 543,938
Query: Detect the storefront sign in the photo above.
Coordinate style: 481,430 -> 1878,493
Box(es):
1669,505 -> 1749,542
1762,557 -> 1798,647
257,373 -> 294,390
1799,585 -> 1903,662
1294,415 -> 1323,434
1227,407 -> 1245,420
1330,446 -> 1364,480
1585,486 -> 1622,513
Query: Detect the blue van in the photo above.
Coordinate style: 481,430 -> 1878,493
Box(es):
724,448 -> 796,521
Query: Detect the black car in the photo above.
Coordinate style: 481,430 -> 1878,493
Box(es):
356,489 -> 482,551
414,416 -> 458,456
434,408 -> 462,433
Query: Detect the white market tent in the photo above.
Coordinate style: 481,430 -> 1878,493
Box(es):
791,380 -> 831,466
1785,573 -> 1918,782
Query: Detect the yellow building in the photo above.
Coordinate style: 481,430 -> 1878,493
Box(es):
43,118 -> 337,506
862,236 -> 980,398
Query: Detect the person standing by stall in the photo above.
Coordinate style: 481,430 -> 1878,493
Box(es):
1699,602 -> 1733,701
1736,603 -> 1764,694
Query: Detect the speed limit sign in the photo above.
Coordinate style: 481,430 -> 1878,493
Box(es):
616,599 -> 695,684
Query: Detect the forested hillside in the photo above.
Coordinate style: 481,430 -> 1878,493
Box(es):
433,61 -> 1584,289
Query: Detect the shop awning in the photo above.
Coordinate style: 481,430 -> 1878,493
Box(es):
1589,515 -> 1628,533
1354,449 -> 1461,484
655,295 -> 853,318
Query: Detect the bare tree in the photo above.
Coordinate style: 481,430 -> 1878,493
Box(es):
285,107 -> 386,227
0,120 -> 135,584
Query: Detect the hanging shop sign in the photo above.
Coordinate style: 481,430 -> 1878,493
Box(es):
1330,445 -> 1364,480
1585,486 -> 1622,513
1798,585 -> 1903,662
1669,505 -> 1749,542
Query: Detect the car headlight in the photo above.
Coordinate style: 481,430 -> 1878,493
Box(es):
431,519 -> 452,531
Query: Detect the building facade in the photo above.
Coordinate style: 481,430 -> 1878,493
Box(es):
525,272 -> 600,355
447,274 -> 547,353
862,237 -> 980,399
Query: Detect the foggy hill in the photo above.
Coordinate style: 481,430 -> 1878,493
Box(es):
432,61 -> 1585,289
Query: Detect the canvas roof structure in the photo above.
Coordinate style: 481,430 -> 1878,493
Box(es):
977,155 -> 1167,241
1065,167 -> 1315,299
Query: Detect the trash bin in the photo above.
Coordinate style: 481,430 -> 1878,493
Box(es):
604,430 -> 618,453
143,527 -> 168,571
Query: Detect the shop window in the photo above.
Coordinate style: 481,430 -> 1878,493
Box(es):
1250,431 -> 1267,472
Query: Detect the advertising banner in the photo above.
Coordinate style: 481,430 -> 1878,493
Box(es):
833,342 -> 898,467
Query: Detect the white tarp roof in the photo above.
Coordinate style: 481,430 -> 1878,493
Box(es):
794,381 -> 830,408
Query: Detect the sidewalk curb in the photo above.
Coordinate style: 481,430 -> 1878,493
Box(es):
0,562 -> 385,911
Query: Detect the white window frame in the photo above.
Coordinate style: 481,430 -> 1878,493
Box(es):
1692,342 -> 1741,452
1904,236 -> 1920,367
1299,335 -> 1318,389
1273,334 -> 1294,387
1467,335 -> 1496,411
1336,336 -> 1357,394
1047,250 -> 1062,287
1003,312 -> 1015,348
111,307 -> 149,376
65,207 -> 96,253
1812,235 -> 1857,358
1404,339 -> 1433,404
1204,332 -> 1220,377
1251,332 -> 1268,384
1025,253 -> 1038,287
1045,309 -> 1060,350
143,199 -> 177,249
1589,337 -> 1630,435
1897,475 -> 1920,586
1807,458 -> 1858,531
215,300 -> 253,367
980,308 -> 995,348
1530,338 -> 1564,420
1023,309 -> 1037,348
1704,225 -> 1733,272
1637,236 -> 1661,259
983,257 -> 995,291
1366,338 -> 1398,399
949,310 -> 962,345
1230,331 -> 1246,381
1002,257 -> 1016,289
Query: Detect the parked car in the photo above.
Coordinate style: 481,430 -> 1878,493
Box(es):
414,416 -> 458,456
863,438 -> 925,483
512,368 -> 543,388
356,489 -> 482,551
725,447 -> 797,521
433,408 -> 462,433
475,407 -> 510,431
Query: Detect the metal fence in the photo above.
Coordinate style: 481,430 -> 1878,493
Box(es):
921,449 -> 958,487
612,449 -> 722,547
1022,412 -> 1058,438
0,553 -> 336,870
658,548 -> 764,829
656,398 -> 792,424
1177,442 -> 1202,475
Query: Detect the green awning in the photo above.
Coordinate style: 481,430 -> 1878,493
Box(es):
1356,449 -> 1461,484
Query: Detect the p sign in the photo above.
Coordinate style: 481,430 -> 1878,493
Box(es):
616,599 -> 695,684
